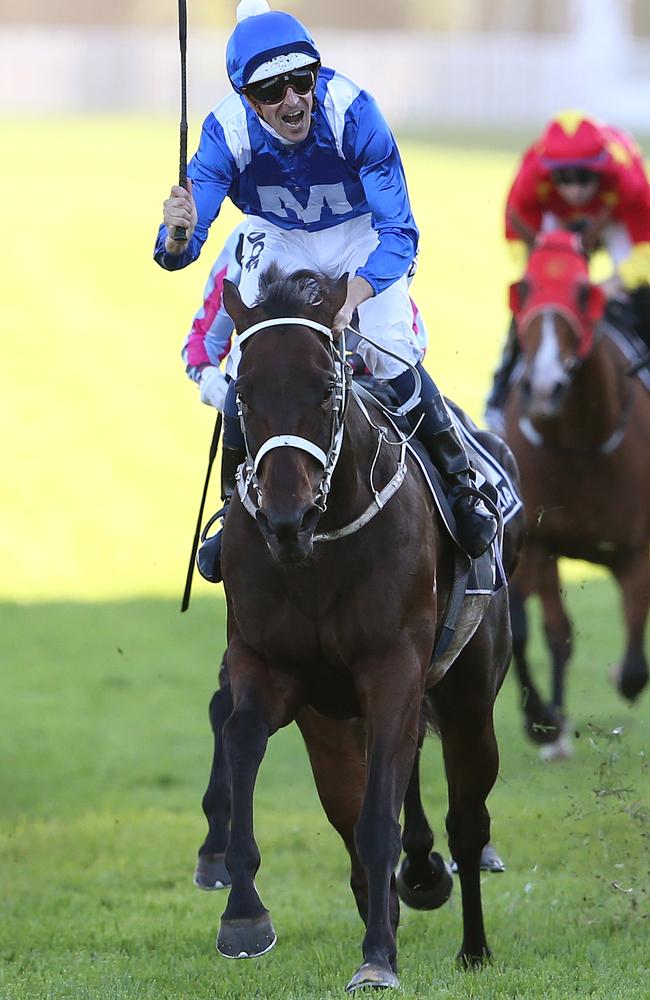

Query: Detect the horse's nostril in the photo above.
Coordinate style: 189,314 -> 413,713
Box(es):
263,512 -> 305,542
300,506 -> 321,537
256,505 -> 321,552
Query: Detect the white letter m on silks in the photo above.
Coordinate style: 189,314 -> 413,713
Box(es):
257,184 -> 353,224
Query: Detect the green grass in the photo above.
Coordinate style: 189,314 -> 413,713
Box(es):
1,582 -> 648,999
2,118 -> 649,997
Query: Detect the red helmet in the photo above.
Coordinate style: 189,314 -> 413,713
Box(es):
537,111 -> 609,169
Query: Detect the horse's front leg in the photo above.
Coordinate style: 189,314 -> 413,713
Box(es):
346,650 -> 423,993
396,738 -> 453,911
195,657 -> 233,891
510,551 -> 564,745
216,638 -> 298,960
611,548 -> 650,703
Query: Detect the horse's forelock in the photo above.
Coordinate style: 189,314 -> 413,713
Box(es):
255,264 -> 334,320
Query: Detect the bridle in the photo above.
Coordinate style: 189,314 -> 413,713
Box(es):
517,311 -> 633,456
234,316 -> 420,542
235,316 -> 351,517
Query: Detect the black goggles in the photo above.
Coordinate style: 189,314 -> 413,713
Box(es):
245,65 -> 319,105
551,167 -> 600,187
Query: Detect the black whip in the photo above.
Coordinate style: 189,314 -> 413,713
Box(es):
181,413 -> 223,612
173,0 -> 189,242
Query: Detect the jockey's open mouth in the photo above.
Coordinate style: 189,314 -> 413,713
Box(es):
282,109 -> 305,129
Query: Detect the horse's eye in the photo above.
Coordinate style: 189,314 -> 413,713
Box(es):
322,385 -> 335,405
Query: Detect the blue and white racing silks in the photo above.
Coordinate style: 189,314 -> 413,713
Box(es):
154,67 -> 419,295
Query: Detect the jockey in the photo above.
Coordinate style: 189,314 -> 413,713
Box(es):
182,222 -> 247,409
485,110 -> 650,433
156,0 -> 498,571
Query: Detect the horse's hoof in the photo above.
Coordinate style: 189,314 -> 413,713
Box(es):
193,852 -> 231,890
346,962 -> 399,992
450,843 -> 505,874
216,913 -> 276,959
611,661 -> 648,703
525,707 -> 564,745
396,852 -> 453,910
457,947 -> 491,969
479,843 -> 505,872
538,732 -> 573,762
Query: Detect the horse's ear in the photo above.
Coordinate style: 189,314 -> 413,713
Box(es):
509,279 -> 529,314
328,273 -> 349,322
222,279 -> 254,332
577,282 -> 605,322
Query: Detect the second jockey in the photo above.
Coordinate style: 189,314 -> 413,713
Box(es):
485,110 -> 650,433
156,0 -> 498,572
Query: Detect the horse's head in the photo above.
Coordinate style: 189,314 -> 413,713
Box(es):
223,264 -> 348,566
509,231 -> 605,419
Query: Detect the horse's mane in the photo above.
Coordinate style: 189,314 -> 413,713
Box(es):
254,263 -> 334,318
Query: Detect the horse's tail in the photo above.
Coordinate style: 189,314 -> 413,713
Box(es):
420,691 -> 440,737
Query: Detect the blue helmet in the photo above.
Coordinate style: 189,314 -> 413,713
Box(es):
226,5 -> 320,93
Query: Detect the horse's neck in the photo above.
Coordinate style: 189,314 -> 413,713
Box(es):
544,339 -> 623,450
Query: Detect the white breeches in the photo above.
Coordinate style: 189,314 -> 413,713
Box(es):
225,214 -> 420,379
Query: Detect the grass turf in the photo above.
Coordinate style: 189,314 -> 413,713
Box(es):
1,583 -> 648,999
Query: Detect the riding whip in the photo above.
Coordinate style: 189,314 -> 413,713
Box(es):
173,0 -> 189,242
181,412 -> 222,612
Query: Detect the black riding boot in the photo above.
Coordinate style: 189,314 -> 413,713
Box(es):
197,446 -> 245,584
484,317 -> 521,434
418,403 -> 499,559
390,365 -> 499,559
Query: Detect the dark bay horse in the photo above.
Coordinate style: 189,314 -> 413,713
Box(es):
504,231 -> 650,759
203,265 -> 515,990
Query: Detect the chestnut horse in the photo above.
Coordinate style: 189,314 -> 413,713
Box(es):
504,231 -> 650,758
206,265 -> 515,990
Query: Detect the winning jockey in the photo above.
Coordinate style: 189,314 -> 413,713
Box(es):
183,223 -> 430,399
155,0 -> 498,570
485,110 -> 650,433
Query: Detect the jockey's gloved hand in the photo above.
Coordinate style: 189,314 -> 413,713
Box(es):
199,367 -> 229,411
